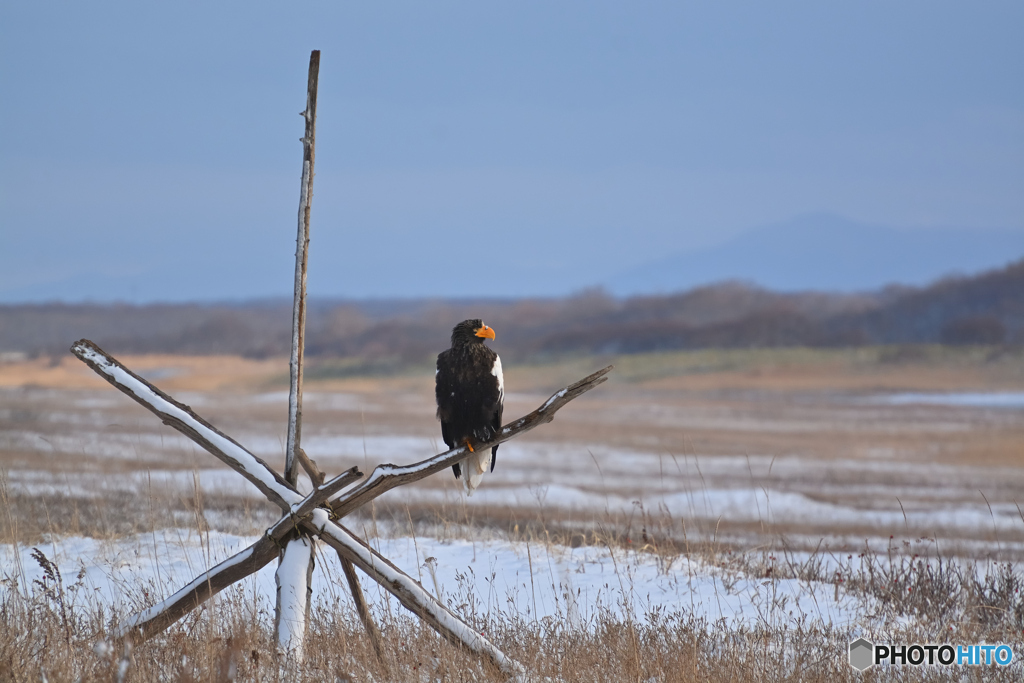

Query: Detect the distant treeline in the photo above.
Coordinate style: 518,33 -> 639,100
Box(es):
2,258 -> 1022,363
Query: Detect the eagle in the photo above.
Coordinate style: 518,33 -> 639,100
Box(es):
435,319 -> 504,494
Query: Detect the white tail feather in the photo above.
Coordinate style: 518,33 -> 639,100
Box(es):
462,449 -> 490,495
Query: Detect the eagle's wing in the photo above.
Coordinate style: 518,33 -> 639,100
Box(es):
436,351 -> 461,477
435,350 -> 453,441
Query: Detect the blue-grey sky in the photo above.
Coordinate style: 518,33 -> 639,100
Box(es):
1,1 -> 1022,301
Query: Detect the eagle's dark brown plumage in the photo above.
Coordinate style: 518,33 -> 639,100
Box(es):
435,319 -> 503,493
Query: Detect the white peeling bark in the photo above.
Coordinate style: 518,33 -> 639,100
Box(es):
275,536 -> 314,658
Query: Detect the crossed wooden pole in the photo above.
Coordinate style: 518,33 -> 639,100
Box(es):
72,339 -> 611,675
67,49 -> 612,677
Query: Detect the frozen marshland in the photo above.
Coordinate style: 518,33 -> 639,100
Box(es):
2,347 -> 1024,680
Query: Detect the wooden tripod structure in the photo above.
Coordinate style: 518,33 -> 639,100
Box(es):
69,51 -> 612,677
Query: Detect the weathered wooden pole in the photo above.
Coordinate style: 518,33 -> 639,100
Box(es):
276,49 -> 321,660
73,339 -> 609,678
286,50 -> 319,486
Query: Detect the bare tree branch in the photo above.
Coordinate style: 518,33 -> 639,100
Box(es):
340,555 -> 388,667
72,339 -> 610,520
294,447 -> 382,654
296,447 -> 325,486
71,339 -> 300,510
121,535 -> 279,644
328,364 -> 613,517
287,49 -> 320,486
305,514 -> 524,677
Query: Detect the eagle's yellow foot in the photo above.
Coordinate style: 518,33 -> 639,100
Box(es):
463,439 -> 475,453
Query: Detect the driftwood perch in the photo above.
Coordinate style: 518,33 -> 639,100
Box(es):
71,338 -> 610,676
328,365 -> 613,518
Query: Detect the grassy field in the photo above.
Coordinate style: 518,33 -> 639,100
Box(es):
2,345 -> 1024,680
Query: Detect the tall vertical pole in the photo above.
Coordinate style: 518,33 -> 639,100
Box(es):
286,50 -> 319,485
276,50 -> 320,662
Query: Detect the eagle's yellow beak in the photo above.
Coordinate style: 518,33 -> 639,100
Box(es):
475,325 -> 496,340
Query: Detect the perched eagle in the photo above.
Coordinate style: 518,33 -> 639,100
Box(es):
435,319 -> 504,494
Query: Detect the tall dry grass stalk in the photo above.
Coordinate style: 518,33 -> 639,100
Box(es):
3,482 -> 1024,682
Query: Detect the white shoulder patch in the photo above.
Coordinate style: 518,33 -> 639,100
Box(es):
492,355 -> 504,398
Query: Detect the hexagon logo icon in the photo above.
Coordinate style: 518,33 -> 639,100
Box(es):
849,638 -> 874,671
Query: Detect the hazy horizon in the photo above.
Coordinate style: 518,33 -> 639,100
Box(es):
2,212 -> 1021,305
2,2 -> 1022,303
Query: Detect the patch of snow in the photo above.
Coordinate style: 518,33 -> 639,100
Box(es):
540,389 -> 567,412
874,392 -> 1024,409
0,529 -> 870,633
249,391 -> 369,412
5,468 -> 267,500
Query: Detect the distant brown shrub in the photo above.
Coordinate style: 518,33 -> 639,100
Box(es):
941,316 -> 1007,345
2,257 -> 1021,360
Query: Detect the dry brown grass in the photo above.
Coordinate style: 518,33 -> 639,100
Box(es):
4,344 -> 1023,393
0,595 -> 866,682
3,346 -> 1024,680
0,354 -> 287,392
3,505 -> 1024,682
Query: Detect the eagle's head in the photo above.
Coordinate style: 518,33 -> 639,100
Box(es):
451,319 -> 496,346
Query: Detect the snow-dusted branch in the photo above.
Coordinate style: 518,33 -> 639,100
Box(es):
72,338 -> 610,522
278,466 -> 362,523
118,534 -> 279,643
304,512 -> 524,677
328,364 -> 613,518
71,339 -> 302,510
116,467 -> 362,643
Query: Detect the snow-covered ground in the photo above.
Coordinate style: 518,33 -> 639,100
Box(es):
1,528 -> 867,632
5,383 -> 1024,558
871,391 -> 1024,408
6,439 -> 1024,545
4,379 -> 1024,677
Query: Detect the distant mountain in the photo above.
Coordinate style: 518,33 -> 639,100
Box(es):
605,214 -> 1024,295
829,258 -> 1024,344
